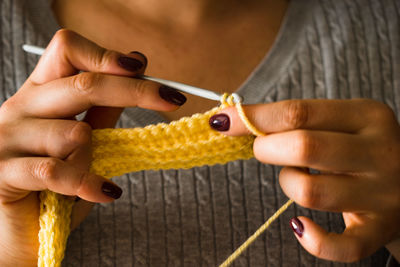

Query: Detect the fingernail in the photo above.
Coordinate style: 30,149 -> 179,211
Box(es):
159,85 -> 187,106
209,114 -> 230,131
130,51 -> 148,68
101,182 -> 123,199
290,217 -> 304,237
117,55 -> 144,72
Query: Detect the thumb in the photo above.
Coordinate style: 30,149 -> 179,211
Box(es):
290,216 -> 383,263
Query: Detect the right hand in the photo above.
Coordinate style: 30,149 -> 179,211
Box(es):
0,29 -> 186,266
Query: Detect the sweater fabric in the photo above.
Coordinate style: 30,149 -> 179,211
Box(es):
1,0 -> 399,266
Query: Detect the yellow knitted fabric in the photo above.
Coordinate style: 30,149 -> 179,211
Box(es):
38,99 -> 256,267
38,94 -> 295,267
90,106 -> 255,178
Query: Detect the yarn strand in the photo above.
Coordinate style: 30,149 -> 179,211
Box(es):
37,93 -> 294,267
219,94 -> 294,267
219,199 -> 294,267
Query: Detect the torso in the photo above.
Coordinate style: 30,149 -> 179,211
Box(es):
51,0 -> 288,120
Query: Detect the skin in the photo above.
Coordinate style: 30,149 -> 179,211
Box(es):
52,0 -> 288,120
218,102 -> 400,262
0,0 -> 399,265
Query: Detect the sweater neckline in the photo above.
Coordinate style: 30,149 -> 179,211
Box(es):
32,0 -> 315,125
236,0 -> 316,104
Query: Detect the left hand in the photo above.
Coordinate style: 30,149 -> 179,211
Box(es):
209,99 -> 400,262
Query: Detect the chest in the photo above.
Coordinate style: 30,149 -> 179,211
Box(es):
51,0 -> 287,120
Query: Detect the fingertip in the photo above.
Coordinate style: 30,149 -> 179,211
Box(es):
208,106 -> 251,136
291,216 -> 328,241
158,85 -> 187,106
101,181 -> 123,200
77,174 -> 123,203
290,216 -> 305,238
117,53 -> 146,73
209,113 -> 230,132
129,51 -> 148,69
289,216 -> 366,262
289,216 -> 328,258
290,216 -> 327,240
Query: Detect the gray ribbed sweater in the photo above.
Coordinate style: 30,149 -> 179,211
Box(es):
1,0 -> 399,266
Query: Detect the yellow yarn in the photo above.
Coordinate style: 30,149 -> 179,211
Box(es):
90,106 -> 254,178
217,94 -> 294,266
219,199 -> 294,266
37,94 -> 292,267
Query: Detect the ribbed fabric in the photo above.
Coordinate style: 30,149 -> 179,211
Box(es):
1,0 -> 399,266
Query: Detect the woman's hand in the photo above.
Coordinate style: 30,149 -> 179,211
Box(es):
210,99 -> 400,262
0,29 -> 186,266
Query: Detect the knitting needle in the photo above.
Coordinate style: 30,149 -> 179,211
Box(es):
22,44 -> 223,102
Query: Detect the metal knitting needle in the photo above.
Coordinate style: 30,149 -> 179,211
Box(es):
22,44 -> 223,101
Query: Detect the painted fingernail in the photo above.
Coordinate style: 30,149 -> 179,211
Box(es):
159,85 -> 187,106
209,114 -> 230,131
117,55 -> 144,72
290,217 -> 304,237
130,51 -> 148,68
101,182 -> 123,199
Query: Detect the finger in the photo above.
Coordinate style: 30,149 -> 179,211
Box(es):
0,157 -> 122,203
22,73 -> 185,118
79,52 -> 148,129
83,106 -> 124,129
211,99 -> 381,136
290,216 -> 385,262
30,29 -> 147,84
253,130 -> 370,172
70,200 -> 95,230
9,119 -> 91,159
279,167 -> 375,212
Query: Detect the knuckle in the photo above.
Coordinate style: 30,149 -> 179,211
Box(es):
378,143 -> 400,173
283,100 -> 309,129
68,121 -> 92,145
383,176 -> 400,209
33,158 -> 60,184
366,100 -> 396,122
292,131 -> 319,164
296,177 -> 321,208
52,29 -> 76,50
90,48 -> 112,70
75,172 -> 91,196
0,98 -> 16,117
129,79 -> 153,99
72,72 -> 101,96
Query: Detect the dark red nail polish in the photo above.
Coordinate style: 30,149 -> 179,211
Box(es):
101,182 -> 122,199
159,85 -> 187,106
290,217 -> 304,237
209,114 -> 230,131
117,56 -> 144,72
130,51 -> 148,68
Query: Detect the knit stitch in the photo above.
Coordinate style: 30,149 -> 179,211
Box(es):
38,100 -> 255,267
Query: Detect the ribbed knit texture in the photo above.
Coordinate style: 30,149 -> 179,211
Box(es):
1,0 -> 399,266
